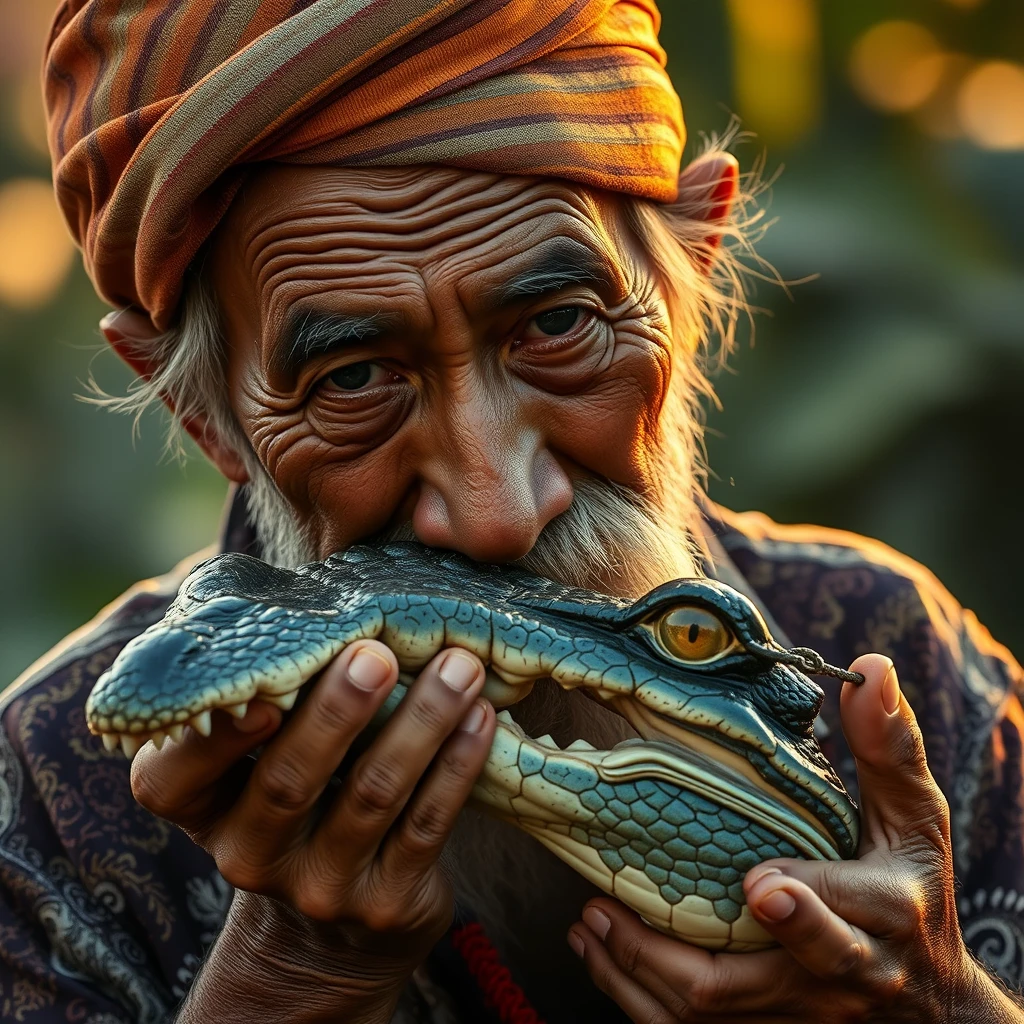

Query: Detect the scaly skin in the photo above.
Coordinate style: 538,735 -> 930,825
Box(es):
86,543 -> 859,951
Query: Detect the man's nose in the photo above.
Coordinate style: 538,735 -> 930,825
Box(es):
411,403 -> 573,563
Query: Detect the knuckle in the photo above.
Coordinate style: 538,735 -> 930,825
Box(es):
871,961 -> 909,1002
130,764 -> 178,820
616,933 -> 647,975
360,901 -> 404,934
589,960 -> 618,997
647,1010 -> 678,1024
348,757 -> 403,818
897,875 -> 930,931
437,745 -> 478,785
901,815 -> 951,860
255,756 -> 311,813
216,851 -> 264,895
407,695 -> 451,737
403,799 -> 451,853
893,722 -> 928,773
293,884 -> 340,924
799,907 -> 834,950
311,686 -> 358,736
818,862 -> 847,910
827,938 -> 865,979
661,995 -> 691,1022
685,971 -> 723,1014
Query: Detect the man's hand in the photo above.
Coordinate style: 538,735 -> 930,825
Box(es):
131,639 -> 495,1023
567,653 -> 1021,1023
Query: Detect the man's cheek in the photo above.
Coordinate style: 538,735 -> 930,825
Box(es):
304,454 -> 417,556
249,416 -> 415,554
544,346 -> 671,488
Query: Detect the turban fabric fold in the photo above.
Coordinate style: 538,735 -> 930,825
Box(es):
45,0 -> 685,329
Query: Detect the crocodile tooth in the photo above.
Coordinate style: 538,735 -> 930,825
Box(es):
534,733 -> 558,749
191,711 -> 212,738
151,731 -> 167,751
496,710 -> 515,725
566,739 -> 597,751
263,691 -> 298,711
101,733 -> 119,752
120,734 -> 143,758
225,702 -> 249,719
167,724 -> 185,743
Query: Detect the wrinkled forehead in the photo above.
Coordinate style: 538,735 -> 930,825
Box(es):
210,164 -> 637,334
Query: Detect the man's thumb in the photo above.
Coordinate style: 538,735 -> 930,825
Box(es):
840,654 -> 949,847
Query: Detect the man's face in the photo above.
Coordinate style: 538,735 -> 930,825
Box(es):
211,165 -> 689,575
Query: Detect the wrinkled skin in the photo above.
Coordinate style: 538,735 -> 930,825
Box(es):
213,164 -> 677,564
103,160 -> 1022,1023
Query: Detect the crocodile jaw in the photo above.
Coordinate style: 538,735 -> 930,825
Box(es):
469,710 -> 844,952
85,591 -> 853,950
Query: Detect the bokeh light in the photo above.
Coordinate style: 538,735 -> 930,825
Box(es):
957,60 -> 1024,149
911,53 -> 974,140
727,0 -> 820,147
849,21 -> 945,114
0,178 -> 76,310
12,73 -> 50,159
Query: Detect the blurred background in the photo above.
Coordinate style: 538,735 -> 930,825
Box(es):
0,0 -> 1022,684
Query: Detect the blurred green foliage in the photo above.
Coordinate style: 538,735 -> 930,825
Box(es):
0,0 -> 1021,685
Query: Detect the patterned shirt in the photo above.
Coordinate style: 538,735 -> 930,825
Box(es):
1,496 -> 1021,1023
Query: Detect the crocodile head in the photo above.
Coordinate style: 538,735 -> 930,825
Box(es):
87,542 -> 859,951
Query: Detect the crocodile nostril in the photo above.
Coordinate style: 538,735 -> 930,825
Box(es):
760,666 -> 825,734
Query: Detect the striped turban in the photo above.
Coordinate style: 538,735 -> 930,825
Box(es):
44,0 -> 685,330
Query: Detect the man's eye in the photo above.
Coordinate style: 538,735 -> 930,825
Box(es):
324,361 -> 388,392
531,306 -> 582,336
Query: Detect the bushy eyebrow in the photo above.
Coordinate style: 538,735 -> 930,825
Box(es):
270,240 -> 614,379
490,238 -> 617,307
272,309 -> 393,379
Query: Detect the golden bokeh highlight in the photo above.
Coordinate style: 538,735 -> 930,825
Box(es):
728,0 -> 820,147
957,61 -> 1024,150
912,53 -> 974,141
0,178 -> 76,310
12,74 -> 51,159
849,21 -> 945,114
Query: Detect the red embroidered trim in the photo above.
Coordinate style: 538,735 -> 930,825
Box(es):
451,921 -> 546,1024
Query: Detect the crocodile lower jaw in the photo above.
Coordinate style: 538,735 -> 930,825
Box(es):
470,712 -> 833,951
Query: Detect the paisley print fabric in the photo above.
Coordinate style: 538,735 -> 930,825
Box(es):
1,494 -> 1021,1021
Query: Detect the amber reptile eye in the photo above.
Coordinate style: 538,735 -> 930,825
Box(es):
656,607 -> 736,663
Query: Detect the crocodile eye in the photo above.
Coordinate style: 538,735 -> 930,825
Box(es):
656,607 -> 735,663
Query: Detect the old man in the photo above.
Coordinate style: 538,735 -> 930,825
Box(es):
2,1 -> 1022,1021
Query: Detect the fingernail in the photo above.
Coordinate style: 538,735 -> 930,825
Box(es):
583,907 -> 611,941
568,930 -> 585,958
347,648 -> 393,691
234,702 -> 273,733
459,700 -> 487,734
745,866 -> 782,889
756,888 -> 796,922
881,664 -> 901,716
439,650 -> 479,692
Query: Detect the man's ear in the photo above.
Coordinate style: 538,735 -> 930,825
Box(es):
100,309 -> 249,485
675,152 -> 740,269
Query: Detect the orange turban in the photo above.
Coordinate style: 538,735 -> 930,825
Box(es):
45,0 -> 684,330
